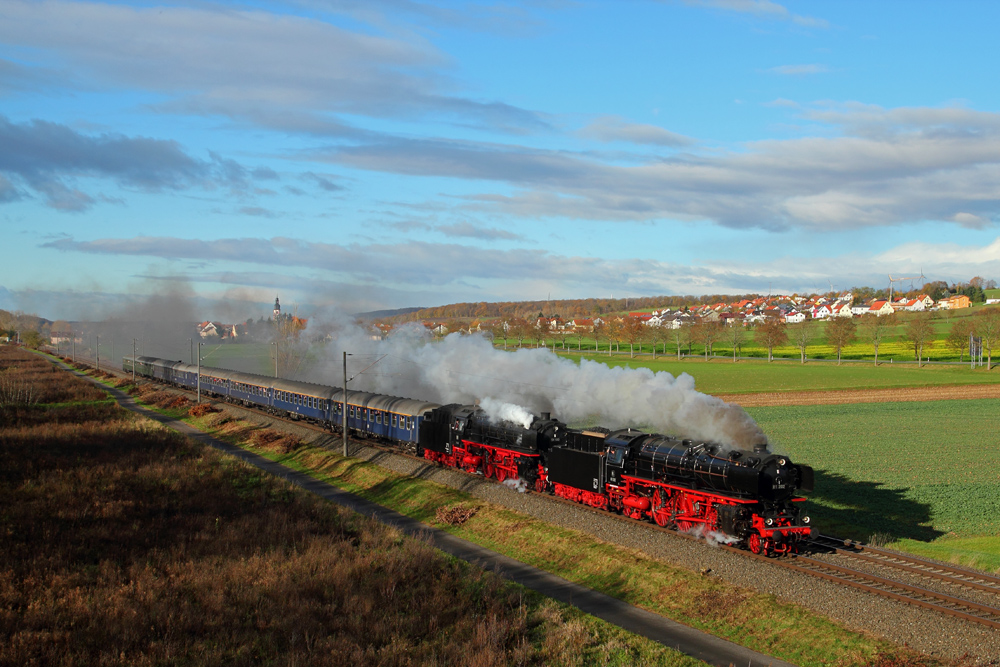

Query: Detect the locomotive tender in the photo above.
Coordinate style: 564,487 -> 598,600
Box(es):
125,355 -> 814,555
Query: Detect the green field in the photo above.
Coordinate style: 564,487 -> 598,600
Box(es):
747,400 -> 1000,571
197,342 -> 276,375
567,354 -> 1000,394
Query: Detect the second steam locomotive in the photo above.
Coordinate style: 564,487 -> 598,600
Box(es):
125,355 -> 814,555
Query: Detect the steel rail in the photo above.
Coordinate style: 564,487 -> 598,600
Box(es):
811,534 -> 1000,594
789,556 -> 1000,630
830,550 -> 1000,595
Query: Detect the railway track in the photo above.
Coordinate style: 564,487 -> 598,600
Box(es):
69,354 -> 1000,633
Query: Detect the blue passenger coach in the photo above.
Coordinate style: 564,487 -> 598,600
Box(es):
124,357 -> 443,450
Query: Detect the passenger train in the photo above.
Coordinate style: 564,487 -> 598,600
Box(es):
125,355 -> 814,556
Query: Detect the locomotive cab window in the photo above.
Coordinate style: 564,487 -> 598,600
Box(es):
607,447 -> 626,466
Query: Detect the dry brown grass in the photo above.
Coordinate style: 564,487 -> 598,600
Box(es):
0,348 -> 556,666
0,348 -> 106,407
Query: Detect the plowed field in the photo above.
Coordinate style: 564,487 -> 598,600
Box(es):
715,383 -> 1000,407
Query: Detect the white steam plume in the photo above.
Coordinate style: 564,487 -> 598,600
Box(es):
479,397 -> 535,429
305,322 -> 767,450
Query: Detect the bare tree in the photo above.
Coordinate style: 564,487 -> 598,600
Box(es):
725,321 -> 746,362
620,316 -> 645,358
693,321 -> 722,360
790,322 -> 811,364
946,317 -> 975,362
671,326 -> 686,361
507,318 -> 530,349
904,313 -> 934,367
975,307 -> 1000,369
858,313 -> 897,366
754,319 -> 788,362
648,324 -> 669,360
825,316 -> 857,365
605,319 -> 623,355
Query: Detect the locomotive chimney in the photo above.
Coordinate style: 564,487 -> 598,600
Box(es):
753,443 -> 768,454
541,412 -> 550,421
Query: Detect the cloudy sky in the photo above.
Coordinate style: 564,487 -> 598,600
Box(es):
2,0 -> 1000,319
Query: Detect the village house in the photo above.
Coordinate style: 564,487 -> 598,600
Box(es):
938,295 -> 972,310
868,300 -> 895,316
811,304 -> 832,319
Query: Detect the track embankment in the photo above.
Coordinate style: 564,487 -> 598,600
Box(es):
715,383 -> 1000,407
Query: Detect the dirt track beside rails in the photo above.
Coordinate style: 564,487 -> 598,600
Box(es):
715,383 -> 1000,407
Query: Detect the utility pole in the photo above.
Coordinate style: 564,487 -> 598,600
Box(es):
197,342 -> 202,404
96,335 -> 100,372
132,338 -> 137,383
343,351 -> 349,457
272,341 -> 278,378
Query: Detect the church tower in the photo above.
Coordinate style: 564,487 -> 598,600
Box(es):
273,296 -> 281,320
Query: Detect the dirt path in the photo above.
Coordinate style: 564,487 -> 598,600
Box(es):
715,383 -> 1000,407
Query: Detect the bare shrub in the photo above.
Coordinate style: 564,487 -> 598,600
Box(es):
436,503 -> 479,526
0,372 -> 36,408
188,403 -> 218,418
248,427 -> 300,454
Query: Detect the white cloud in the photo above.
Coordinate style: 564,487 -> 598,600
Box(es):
0,0 -> 547,134
317,103 -> 1000,232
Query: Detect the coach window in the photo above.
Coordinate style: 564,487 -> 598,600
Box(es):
391,414 -> 397,427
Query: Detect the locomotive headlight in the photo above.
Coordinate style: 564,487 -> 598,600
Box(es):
803,516 -> 811,524
778,458 -> 786,466
765,518 -> 774,526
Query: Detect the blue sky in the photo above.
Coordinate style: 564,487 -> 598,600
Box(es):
2,0 -> 1000,320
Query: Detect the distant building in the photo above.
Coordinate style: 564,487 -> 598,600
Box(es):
938,295 -> 971,310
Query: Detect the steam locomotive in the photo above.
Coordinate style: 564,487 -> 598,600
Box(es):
125,355 -> 814,556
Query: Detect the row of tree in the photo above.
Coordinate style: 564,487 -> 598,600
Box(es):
445,310 -> 1000,368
